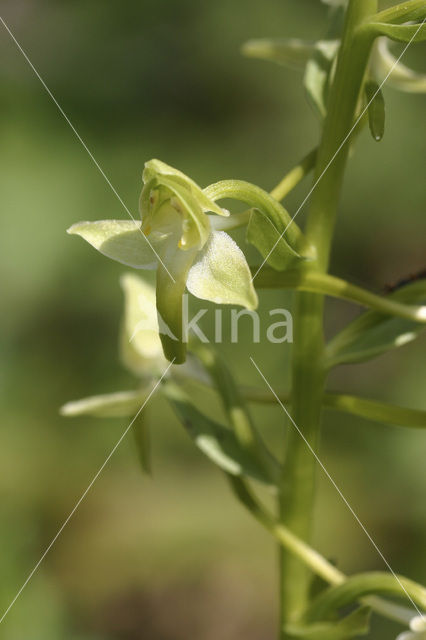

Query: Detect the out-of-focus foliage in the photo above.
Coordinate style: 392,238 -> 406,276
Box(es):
0,1 -> 425,638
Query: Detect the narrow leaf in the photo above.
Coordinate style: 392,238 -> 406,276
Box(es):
164,384 -> 274,486
365,80 -> 385,141
304,40 -> 340,118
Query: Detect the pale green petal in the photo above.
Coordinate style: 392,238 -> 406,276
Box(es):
186,230 -> 258,310
119,273 -> 167,376
67,220 -> 158,268
60,389 -> 146,418
372,38 -> 426,93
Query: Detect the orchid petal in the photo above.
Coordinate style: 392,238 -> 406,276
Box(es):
119,273 -> 167,376
60,389 -> 147,418
186,230 -> 258,310
67,220 -> 158,268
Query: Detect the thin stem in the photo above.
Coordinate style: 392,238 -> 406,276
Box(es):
270,148 -> 317,202
241,388 -> 426,429
279,0 -> 378,634
228,475 -> 345,586
228,476 -> 421,628
253,268 -> 426,323
209,149 -> 317,233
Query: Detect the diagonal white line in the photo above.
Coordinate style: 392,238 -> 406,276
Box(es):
250,356 -> 424,618
0,15 -> 175,283
252,18 -> 426,281
0,360 -> 174,625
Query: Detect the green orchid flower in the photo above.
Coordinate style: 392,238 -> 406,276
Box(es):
68,160 -> 258,364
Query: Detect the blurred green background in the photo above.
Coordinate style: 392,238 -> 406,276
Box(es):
0,1 -> 425,638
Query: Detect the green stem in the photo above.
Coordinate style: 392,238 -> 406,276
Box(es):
278,1 -> 377,634
241,387 -> 426,430
270,148 -> 317,202
228,476 -> 422,628
228,476 -> 345,586
253,268 -> 426,323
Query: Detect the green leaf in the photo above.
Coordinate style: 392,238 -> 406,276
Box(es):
67,220 -> 158,268
365,80 -> 385,141
325,280 -> 426,367
365,21 -> 426,44
285,606 -> 371,639
60,389 -> 146,418
119,273 -> 167,376
186,230 -> 258,309
371,38 -> 426,93
241,38 -> 315,70
304,40 -> 340,118
164,384 -> 275,486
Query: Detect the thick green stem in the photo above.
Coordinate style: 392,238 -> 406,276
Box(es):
278,1 -> 377,634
